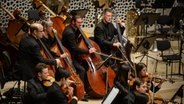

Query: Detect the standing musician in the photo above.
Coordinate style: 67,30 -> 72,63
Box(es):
94,8 -> 125,66
13,23 -> 61,81
62,15 -> 96,101
41,20 -> 67,58
47,67 -> 78,104
25,63 -> 51,104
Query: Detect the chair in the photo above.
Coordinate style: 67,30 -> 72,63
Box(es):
156,39 -> 182,78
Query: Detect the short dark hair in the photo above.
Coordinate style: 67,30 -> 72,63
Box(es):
102,8 -> 113,15
71,15 -> 82,23
136,63 -> 147,73
35,63 -> 47,74
132,79 -> 145,90
55,67 -> 71,81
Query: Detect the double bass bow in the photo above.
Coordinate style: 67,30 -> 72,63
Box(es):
77,28 -> 116,98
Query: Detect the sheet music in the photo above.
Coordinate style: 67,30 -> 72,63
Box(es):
102,87 -> 119,104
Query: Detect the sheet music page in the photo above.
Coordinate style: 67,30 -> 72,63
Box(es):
102,87 -> 119,104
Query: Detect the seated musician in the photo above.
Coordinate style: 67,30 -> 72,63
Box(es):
47,67 -> 78,104
25,63 -> 51,104
41,20 -> 67,58
94,8 -> 125,67
132,80 -> 150,104
62,15 -> 96,101
135,62 -> 165,93
13,23 -> 61,81
112,63 -> 131,104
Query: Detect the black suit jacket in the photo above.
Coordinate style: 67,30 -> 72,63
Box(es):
13,34 -> 56,81
94,21 -> 125,54
26,77 -> 47,104
62,25 -> 89,61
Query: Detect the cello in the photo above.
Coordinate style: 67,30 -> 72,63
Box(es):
77,28 -> 116,98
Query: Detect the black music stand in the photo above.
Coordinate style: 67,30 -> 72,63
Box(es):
169,7 -> 184,29
134,13 -> 159,69
152,0 -> 175,15
135,36 -> 159,71
171,84 -> 183,104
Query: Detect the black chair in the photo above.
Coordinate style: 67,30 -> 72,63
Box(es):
156,40 -> 182,78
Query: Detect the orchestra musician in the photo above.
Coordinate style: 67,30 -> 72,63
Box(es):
132,80 -> 150,104
13,23 -> 61,81
41,20 -> 67,58
25,63 -> 50,104
94,8 -> 125,67
47,67 -> 78,104
62,15 -> 96,101
112,63 -> 131,104
135,62 -> 165,93
112,63 -> 150,104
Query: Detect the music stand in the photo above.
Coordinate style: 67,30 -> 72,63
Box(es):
169,7 -> 184,29
152,0 -> 175,8
171,84 -> 183,104
152,0 -> 175,15
135,36 -> 158,71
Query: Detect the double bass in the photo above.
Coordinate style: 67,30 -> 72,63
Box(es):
51,30 -> 85,100
77,28 -> 116,98
33,0 -> 67,39
0,4 -> 28,45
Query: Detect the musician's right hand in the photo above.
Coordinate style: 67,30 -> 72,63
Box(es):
55,58 -> 61,67
60,53 -> 68,58
113,42 -> 122,48
89,47 -> 96,54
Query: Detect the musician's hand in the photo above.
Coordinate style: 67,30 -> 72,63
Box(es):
52,28 -> 57,34
60,53 -> 68,58
55,59 -> 62,67
68,87 -> 74,96
113,42 -> 122,48
89,47 -> 96,54
116,18 -> 125,27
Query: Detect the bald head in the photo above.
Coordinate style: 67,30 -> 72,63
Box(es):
30,23 -> 44,39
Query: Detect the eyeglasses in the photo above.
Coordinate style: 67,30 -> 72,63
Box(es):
37,30 -> 44,32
